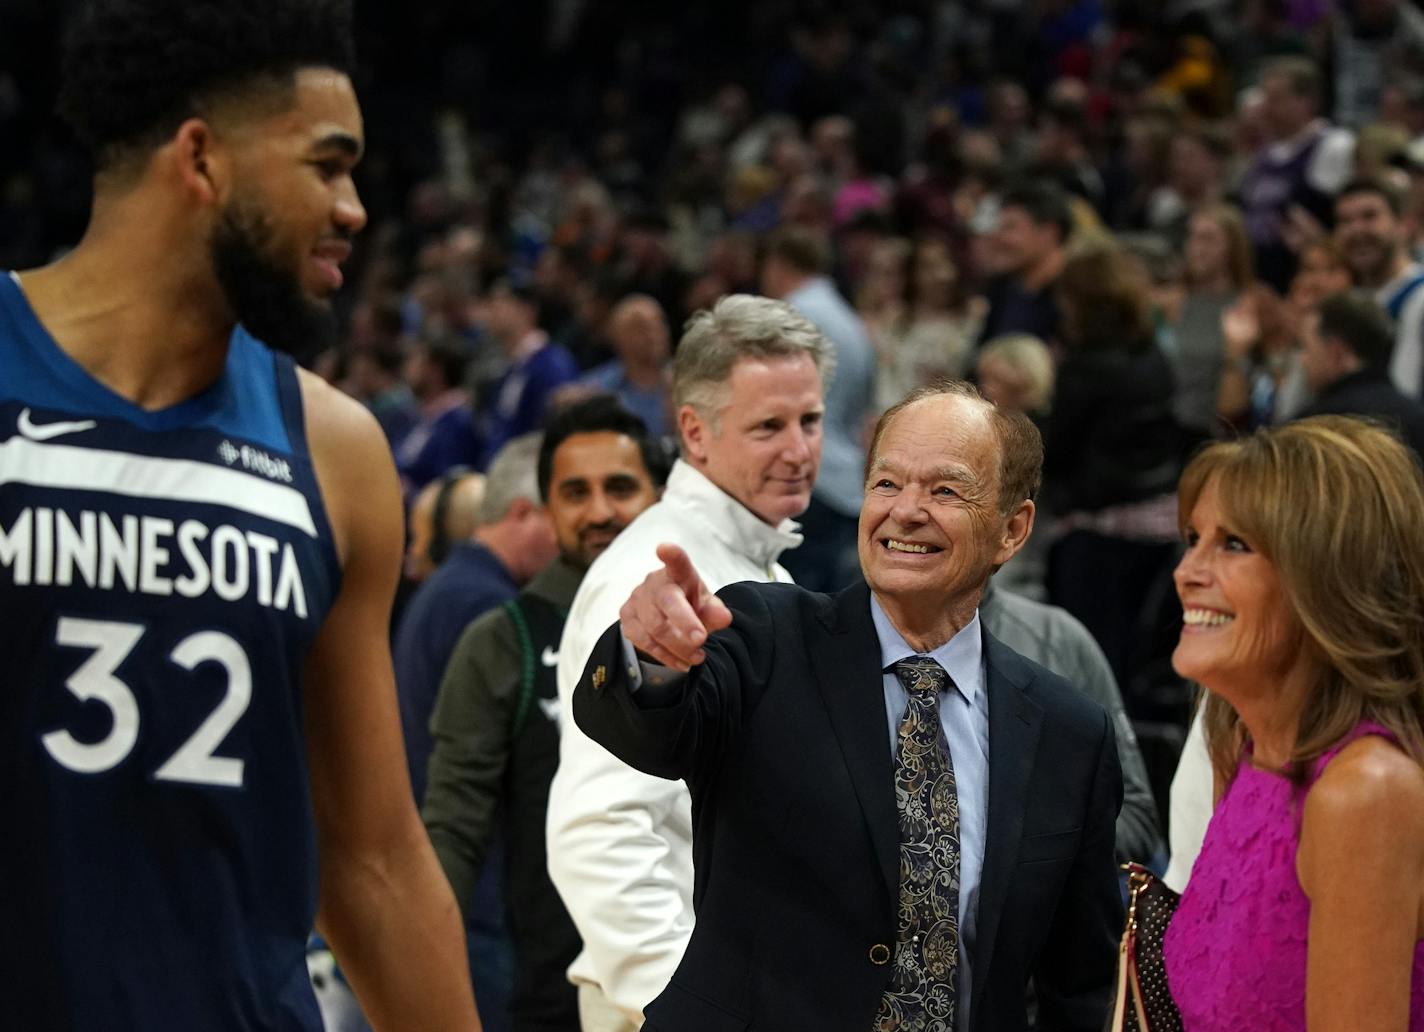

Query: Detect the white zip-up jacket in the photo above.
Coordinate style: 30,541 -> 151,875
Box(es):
547,459 -> 802,1023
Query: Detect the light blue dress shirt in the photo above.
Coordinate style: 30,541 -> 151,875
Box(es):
871,594 -> 990,1032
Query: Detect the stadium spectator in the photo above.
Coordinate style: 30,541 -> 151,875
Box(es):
344,297 -> 418,446
978,180 -> 1074,346
423,397 -> 666,1032
976,332 -> 1055,423
404,470 -> 487,585
1330,0 -> 1424,127
393,434 -> 557,1030
1044,244 -> 1182,690
1273,238 -> 1356,421
872,234 -> 985,409
1238,56 -> 1355,292
1149,124 -> 1232,242
476,281 -> 579,467
762,226 -> 875,592
1333,178 -> 1424,398
577,294 -> 673,438
394,433 -> 555,801
1296,289 -> 1424,456
1170,203 -> 1263,443
395,336 -> 484,492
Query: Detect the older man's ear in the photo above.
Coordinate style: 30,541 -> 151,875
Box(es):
994,498 -> 1036,567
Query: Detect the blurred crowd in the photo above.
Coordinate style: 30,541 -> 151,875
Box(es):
11,0 -> 1424,824
11,1 -> 1424,1025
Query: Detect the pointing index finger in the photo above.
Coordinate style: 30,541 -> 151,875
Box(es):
656,542 -> 703,598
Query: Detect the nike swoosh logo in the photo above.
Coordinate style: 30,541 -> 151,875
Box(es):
541,646 -> 559,667
18,408 -> 98,442
539,697 -> 562,724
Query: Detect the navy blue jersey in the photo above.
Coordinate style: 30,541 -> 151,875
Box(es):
0,272 -> 341,1030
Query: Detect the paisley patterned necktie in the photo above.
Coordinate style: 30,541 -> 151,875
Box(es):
874,656 -> 961,1032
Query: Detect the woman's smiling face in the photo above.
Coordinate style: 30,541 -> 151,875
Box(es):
1172,479 -> 1308,696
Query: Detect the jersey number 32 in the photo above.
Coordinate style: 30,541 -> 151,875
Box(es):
42,616 -> 252,788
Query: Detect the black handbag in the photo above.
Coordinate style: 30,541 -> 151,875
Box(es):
1108,862 -> 1184,1032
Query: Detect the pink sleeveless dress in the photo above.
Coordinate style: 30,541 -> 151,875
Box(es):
1163,721 -> 1424,1029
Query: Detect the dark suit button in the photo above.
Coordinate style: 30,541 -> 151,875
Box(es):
868,943 -> 891,965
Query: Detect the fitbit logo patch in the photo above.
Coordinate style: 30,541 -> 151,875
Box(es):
219,441 -> 294,483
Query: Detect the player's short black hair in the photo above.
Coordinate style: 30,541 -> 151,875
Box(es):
537,395 -> 671,503
58,0 -> 356,169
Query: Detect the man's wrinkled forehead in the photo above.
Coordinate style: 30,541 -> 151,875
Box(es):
874,393 -> 995,456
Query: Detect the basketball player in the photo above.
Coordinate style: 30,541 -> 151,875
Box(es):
0,1 -> 479,1029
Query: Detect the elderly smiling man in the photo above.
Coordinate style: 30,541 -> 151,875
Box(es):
574,381 -> 1122,1032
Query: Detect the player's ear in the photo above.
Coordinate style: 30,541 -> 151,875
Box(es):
169,118 -> 226,207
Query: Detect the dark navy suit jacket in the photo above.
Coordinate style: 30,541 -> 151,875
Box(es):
574,580 -> 1123,1032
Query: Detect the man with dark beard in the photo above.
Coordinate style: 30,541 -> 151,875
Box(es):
0,1 -> 480,1030
209,198 -> 349,358
423,396 -> 667,1031
1333,178 -> 1424,399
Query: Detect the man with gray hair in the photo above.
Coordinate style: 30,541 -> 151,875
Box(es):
394,432 -> 558,801
547,294 -> 831,1030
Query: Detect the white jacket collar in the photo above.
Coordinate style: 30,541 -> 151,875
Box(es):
663,459 -> 804,569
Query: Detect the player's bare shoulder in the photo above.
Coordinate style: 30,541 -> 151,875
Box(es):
296,366 -> 402,569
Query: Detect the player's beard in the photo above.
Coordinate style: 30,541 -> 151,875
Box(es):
210,200 -> 339,360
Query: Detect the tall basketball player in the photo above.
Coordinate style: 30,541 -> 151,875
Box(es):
0,1 -> 480,1029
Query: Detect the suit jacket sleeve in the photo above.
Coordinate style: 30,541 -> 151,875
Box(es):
1033,706 -> 1124,1031
420,607 -> 519,908
546,569 -> 770,1022
572,582 -> 777,788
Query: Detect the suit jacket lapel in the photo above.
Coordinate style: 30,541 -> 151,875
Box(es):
971,632 -> 1044,1004
810,582 -> 899,903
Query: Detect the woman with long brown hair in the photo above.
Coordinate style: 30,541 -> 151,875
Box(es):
1164,416 -> 1424,1028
